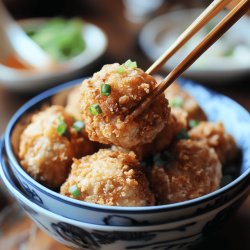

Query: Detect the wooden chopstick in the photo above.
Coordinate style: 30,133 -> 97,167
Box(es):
146,0 -> 233,75
132,0 -> 249,118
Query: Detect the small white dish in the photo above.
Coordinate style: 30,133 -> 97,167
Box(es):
0,18 -> 108,92
139,8 -> 250,84
0,1 -> 53,69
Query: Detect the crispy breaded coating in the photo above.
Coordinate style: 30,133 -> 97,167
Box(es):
148,140 -> 222,204
170,107 -> 189,130
165,81 -> 207,122
188,122 -> 238,165
80,63 -> 170,149
112,111 -> 189,160
65,85 -> 82,121
60,149 -> 155,206
130,113 -> 186,160
19,105 -> 96,189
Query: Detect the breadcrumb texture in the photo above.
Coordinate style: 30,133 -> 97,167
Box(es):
165,81 -> 207,122
80,63 -> 170,149
188,121 -> 238,165
65,85 -> 82,121
19,105 -> 95,189
131,113 -> 185,160
149,140 -> 222,204
60,149 -> 155,206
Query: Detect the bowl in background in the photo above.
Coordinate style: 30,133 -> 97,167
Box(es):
0,18 -> 107,92
2,78 -> 250,226
139,8 -> 250,84
0,147 -> 249,250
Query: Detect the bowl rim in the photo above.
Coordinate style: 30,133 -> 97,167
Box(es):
0,144 -> 248,231
139,7 -> 250,73
4,78 -> 250,213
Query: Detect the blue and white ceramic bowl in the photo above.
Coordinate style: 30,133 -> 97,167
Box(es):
2,79 -> 250,226
0,147 -> 249,250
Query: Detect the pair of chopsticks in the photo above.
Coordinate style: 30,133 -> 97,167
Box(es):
132,0 -> 249,117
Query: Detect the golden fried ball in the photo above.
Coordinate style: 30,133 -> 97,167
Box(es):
165,81 -> 207,122
19,105 -> 96,189
60,149 -> 155,206
65,85 -> 82,121
188,121 -> 238,165
80,63 -> 170,149
111,110 -> 189,160
148,140 -> 222,204
130,113 -> 186,160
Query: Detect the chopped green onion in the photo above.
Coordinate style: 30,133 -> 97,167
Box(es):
176,128 -> 189,140
129,61 -> 137,69
73,120 -> 85,132
189,119 -> 200,128
169,97 -> 184,108
89,104 -> 102,115
124,59 -> 132,66
100,83 -> 111,96
124,59 -> 137,69
57,117 -> 67,136
69,184 -> 81,198
117,65 -> 126,73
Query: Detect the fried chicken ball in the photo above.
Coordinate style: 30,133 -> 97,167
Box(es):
130,113 -> 186,160
111,110 -> 189,160
188,122 -> 238,165
19,105 -> 96,189
60,149 -> 155,206
165,81 -> 207,122
148,140 -> 222,204
65,85 -> 82,121
80,63 -> 170,149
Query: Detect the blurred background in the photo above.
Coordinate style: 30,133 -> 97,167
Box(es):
0,0 -> 249,249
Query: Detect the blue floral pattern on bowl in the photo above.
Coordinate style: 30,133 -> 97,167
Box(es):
0,136 -> 249,250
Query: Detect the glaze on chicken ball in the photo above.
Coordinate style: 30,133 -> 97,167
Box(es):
80,62 -> 170,149
60,149 -> 155,206
188,122 -> 238,165
148,140 -> 222,204
19,105 -> 96,189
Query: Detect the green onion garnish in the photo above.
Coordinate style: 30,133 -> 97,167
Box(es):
129,61 -> 137,69
73,120 -> 85,132
69,184 -> 81,198
124,59 -> 137,69
57,117 -> 67,136
100,83 -> 111,96
176,128 -> 189,140
189,119 -> 200,128
169,97 -> 184,108
124,59 -> 132,66
89,104 -> 102,115
117,65 -> 126,73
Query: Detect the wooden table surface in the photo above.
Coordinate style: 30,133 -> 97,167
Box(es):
0,0 -> 249,249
